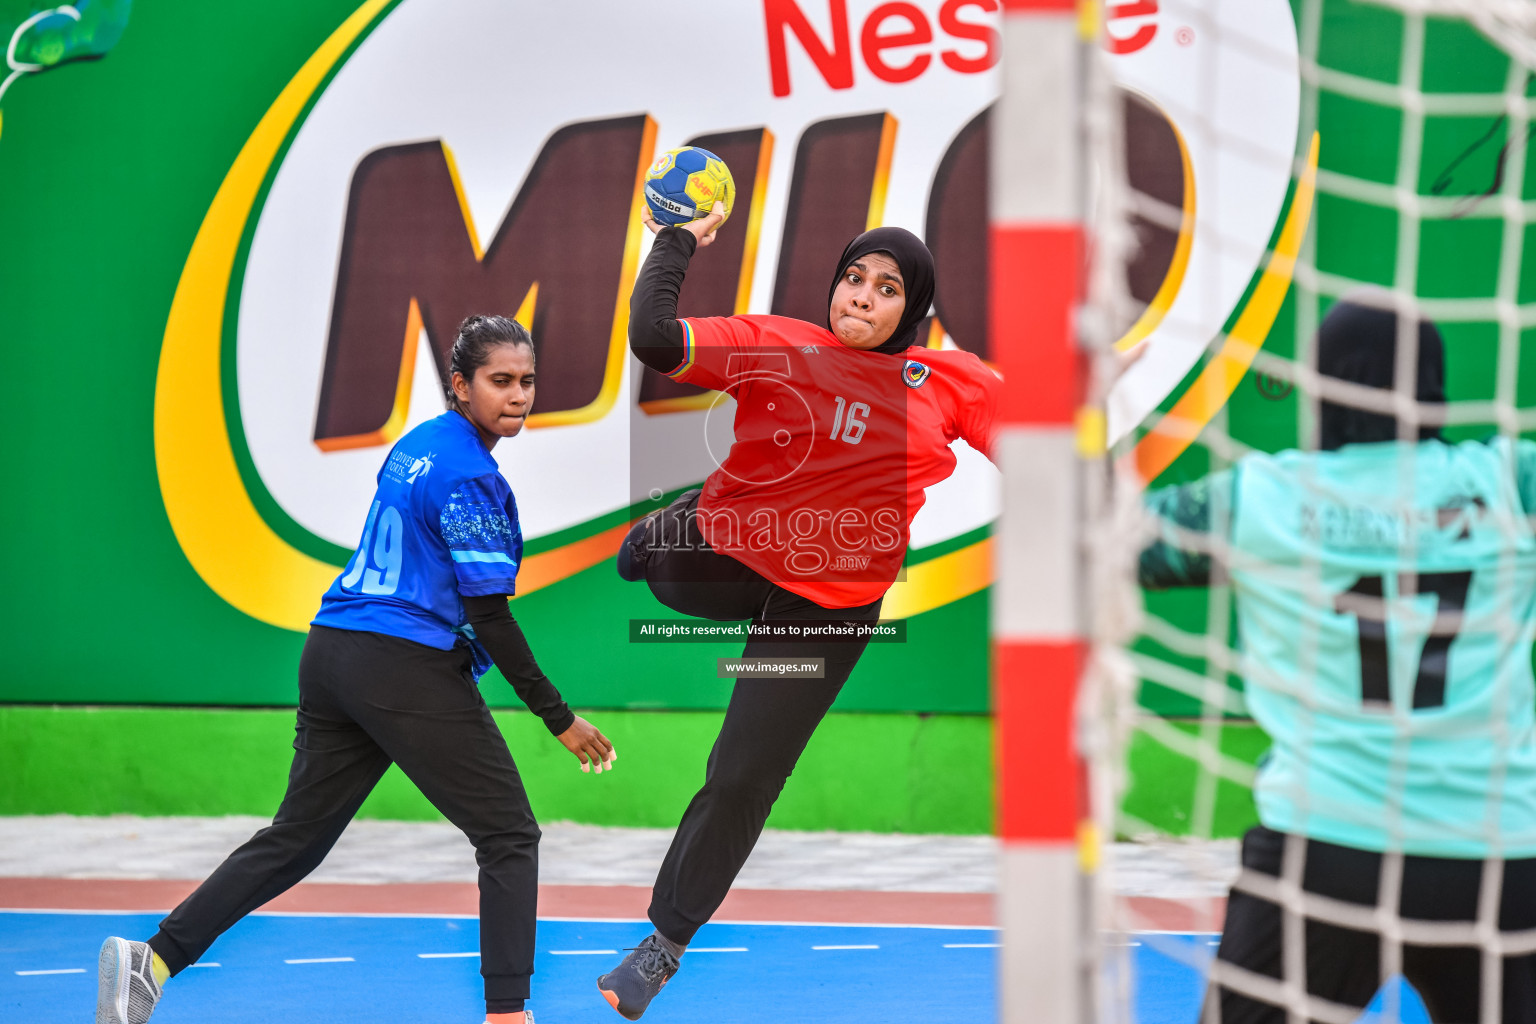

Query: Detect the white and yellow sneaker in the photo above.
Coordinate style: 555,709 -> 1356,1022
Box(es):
96,937 -> 163,1024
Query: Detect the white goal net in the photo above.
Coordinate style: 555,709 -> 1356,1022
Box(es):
1075,1 -> 1536,1022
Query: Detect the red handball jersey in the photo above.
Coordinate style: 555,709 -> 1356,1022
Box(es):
673,314 -> 999,608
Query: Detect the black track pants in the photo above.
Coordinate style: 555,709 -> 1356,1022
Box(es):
631,492 -> 882,943
1209,825 -> 1536,1024
147,626 -> 541,1013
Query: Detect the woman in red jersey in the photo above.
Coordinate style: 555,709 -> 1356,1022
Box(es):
597,206 -> 999,1019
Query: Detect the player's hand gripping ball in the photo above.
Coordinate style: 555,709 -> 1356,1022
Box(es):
644,146 -> 734,228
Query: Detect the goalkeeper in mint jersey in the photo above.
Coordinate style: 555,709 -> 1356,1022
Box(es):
1140,298 -> 1536,1024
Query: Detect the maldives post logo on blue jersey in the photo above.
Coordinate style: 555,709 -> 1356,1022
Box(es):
902,359 -> 932,389
383,449 -> 434,485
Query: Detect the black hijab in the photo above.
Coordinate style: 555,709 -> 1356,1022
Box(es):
1317,297 -> 1446,451
826,226 -> 936,355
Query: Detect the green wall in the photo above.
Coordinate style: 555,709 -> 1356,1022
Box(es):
0,0 -> 992,835
0,706 -> 996,835
0,0 -> 992,712
1,0 -> 376,705
0,705 -> 1270,837
3,0 -> 1528,834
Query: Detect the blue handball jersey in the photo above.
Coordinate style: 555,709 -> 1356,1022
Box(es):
1217,438 -> 1536,858
312,411 -> 524,674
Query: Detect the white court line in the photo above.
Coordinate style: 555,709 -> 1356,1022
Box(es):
189,963 -> 220,968
537,915 -> 997,931
812,944 -> 879,950
284,957 -> 355,964
418,952 -> 479,959
686,947 -> 748,953
942,943 -> 1000,948
1128,930 -> 1222,936
0,908 -> 476,921
0,908 -> 1214,936
0,908 -> 202,917
549,949 -> 618,956
0,909 -> 1000,931
16,968 -> 85,976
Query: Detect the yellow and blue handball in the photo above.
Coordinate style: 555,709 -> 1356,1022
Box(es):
644,146 -> 735,228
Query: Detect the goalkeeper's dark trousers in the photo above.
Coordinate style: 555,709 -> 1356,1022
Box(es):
146,625 -> 540,1014
626,490 -> 883,944
1208,825 -> 1536,1024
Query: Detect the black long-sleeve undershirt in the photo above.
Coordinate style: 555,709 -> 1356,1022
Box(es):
461,594 -> 574,736
630,226 -> 697,375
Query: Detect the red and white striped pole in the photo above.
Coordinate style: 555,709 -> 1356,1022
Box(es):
991,1 -> 1092,1022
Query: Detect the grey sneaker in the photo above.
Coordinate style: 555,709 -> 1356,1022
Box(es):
96,937 -> 162,1024
596,934 -> 680,1020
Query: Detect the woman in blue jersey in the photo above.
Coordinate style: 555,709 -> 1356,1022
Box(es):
97,315 -> 614,1024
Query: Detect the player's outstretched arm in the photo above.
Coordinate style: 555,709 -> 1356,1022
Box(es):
630,204 -> 726,375
641,202 -> 724,246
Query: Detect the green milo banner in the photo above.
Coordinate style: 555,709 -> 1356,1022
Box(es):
0,0 -> 1527,741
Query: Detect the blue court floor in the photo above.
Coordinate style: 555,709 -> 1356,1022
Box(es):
0,912 -> 1217,1023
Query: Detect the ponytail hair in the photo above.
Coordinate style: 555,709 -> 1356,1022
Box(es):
446,314 -> 534,406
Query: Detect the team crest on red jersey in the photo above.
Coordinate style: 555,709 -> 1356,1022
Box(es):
902,359 -> 932,389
